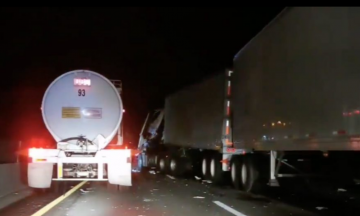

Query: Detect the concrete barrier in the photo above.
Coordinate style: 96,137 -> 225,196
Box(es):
0,163 -> 28,198
0,140 -> 21,164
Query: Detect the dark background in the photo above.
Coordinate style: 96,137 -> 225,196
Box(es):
0,7 -> 284,147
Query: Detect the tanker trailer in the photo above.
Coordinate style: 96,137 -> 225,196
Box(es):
28,69 -> 132,188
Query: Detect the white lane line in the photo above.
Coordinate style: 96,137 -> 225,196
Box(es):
213,201 -> 247,216
166,174 -> 175,180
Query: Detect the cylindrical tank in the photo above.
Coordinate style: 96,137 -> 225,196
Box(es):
41,69 -> 123,149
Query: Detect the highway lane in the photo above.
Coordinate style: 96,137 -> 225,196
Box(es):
0,166 -> 359,216
0,182 -> 79,216
0,171 -> 316,216
0,181 -> 80,216
44,173 -> 315,216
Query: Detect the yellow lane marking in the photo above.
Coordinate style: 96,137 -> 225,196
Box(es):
31,181 -> 87,216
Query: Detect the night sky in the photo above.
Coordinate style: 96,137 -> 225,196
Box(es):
0,7 -> 284,145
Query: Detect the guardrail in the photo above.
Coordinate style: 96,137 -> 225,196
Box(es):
0,140 -> 29,199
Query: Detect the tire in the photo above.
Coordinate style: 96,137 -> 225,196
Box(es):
169,156 -> 188,177
241,156 -> 261,193
230,156 -> 242,190
231,155 -> 261,193
157,156 -> 167,174
201,156 -> 211,179
209,154 -> 223,185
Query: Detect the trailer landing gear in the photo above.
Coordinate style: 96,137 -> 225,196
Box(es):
269,151 -> 280,187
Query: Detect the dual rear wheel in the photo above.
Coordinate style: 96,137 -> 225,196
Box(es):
156,153 -> 260,193
230,155 -> 260,193
202,154 -> 260,192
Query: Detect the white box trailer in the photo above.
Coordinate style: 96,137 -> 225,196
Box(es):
28,69 -> 132,188
145,7 -> 360,192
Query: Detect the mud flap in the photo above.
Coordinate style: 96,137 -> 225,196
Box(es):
107,150 -> 132,186
28,163 -> 53,188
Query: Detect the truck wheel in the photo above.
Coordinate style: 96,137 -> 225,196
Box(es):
169,157 -> 186,177
202,157 -> 207,177
201,156 -> 211,179
157,156 -> 167,174
241,156 -> 261,193
210,154 -> 223,184
170,157 -> 178,175
230,156 -> 242,190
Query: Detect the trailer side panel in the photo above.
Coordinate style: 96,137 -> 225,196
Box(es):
232,7 -> 360,150
164,73 -> 225,149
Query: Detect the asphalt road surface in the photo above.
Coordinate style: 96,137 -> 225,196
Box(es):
0,171 -> 315,216
0,169 -> 356,216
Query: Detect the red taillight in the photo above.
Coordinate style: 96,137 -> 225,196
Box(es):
29,148 -> 44,158
28,148 -> 48,163
338,130 -> 347,135
333,130 -> 347,136
226,148 -> 236,153
220,159 -> 229,164
105,144 -> 130,150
